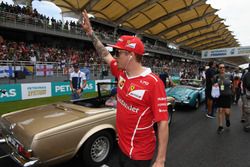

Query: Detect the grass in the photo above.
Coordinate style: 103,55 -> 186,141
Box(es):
0,92 -> 97,115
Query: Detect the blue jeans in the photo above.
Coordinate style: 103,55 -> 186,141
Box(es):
71,92 -> 82,100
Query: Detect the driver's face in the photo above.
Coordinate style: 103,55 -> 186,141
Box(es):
74,67 -> 79,72
114,50 -> 131,69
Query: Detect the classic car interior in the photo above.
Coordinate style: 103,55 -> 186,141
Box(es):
72,82 -> 117,108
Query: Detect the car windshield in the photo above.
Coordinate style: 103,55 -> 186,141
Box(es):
98,82 -> 117,97
180,79 -> 203,87
70,82 -> 117,108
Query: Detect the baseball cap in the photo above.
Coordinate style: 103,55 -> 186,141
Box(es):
73,63 -> 79,68
108,35 -> 144,56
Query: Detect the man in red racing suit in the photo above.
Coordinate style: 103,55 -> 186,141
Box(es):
82,10 -> 169,167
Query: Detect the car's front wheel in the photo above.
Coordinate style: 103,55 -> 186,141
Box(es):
80,130 -> 114,167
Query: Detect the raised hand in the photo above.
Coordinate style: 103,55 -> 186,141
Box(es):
81,10 -> 93,36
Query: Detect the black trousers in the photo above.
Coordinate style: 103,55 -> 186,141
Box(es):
233,87 -> 241,103
117,148 -> 151,167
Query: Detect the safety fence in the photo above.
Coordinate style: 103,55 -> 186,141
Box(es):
0,60 -> 113,83
0,60 -> 180,84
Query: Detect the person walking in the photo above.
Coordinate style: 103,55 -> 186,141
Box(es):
70,63 -> 86,100
81,10 -> 169,167
232,68 -> 242,104
241,64 -> 250,132
214,64 -> 232,134
159,66 -> 174,88
205,61 -> 217,118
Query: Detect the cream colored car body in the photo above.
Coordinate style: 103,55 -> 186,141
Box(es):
0,101 -> 116,166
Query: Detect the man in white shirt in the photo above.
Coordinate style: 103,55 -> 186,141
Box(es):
70,63 -> 86,100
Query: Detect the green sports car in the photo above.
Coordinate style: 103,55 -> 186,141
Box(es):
166,79 -> 206,109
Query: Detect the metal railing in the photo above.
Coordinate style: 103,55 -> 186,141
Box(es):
0,60 -> 183,84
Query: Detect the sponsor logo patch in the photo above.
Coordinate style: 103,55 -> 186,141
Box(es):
158,103 -> 167,107
140,80 -> 149,85
117,96 -> 139,113
159,109 -> 168,112
130,85 -> 135,91
126,43 -> 136,49
158,97 -> 167,101
118,76 -> 126,89
128,90 -> 145,100
118,38 -> 123,42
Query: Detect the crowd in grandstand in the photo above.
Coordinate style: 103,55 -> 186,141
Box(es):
0,39 -> 205,78
0,1 -> 208,80
0,1 -> 200,55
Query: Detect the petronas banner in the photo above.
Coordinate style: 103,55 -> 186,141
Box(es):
202,46 -> 250,58
0,79 -> 113,103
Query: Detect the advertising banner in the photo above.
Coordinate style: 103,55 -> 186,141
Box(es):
84,80 -> 95,93
202,46 -> 250,59
21,83 -> 51,100
51,80 -> 96,96
0,84 -> 22,102
1,79 -> 115,103
51,81 -> 71,96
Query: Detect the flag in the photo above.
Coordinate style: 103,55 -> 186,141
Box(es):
23,66 -> 34,75
0,66 -> 13,78
36,64 -> 54,76
0,66 -> 22,78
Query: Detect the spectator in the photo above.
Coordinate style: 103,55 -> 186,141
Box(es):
69,63 -> 86,100
159,66 -> 174,88
81,62 -> 91,80
241,64 -> 250,132
232,68 -> 242,104
214,64 -> 232,134
205,61 -> 217,118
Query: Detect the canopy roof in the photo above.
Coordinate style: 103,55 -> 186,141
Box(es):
14,0 -> 247,65
45,0 -> 239,49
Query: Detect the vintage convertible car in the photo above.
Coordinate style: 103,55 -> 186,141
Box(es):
166,79 -> 205,109
0,82 -> 175,167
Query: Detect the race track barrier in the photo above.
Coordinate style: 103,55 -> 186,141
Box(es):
0,79 -> 113,103
0,77 -> 180,103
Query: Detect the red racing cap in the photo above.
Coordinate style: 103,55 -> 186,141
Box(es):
108,35 -> 145,56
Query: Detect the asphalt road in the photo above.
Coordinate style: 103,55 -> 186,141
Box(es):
1,102 -> 250,167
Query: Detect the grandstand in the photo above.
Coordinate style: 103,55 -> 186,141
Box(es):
0,0 -> 243,85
